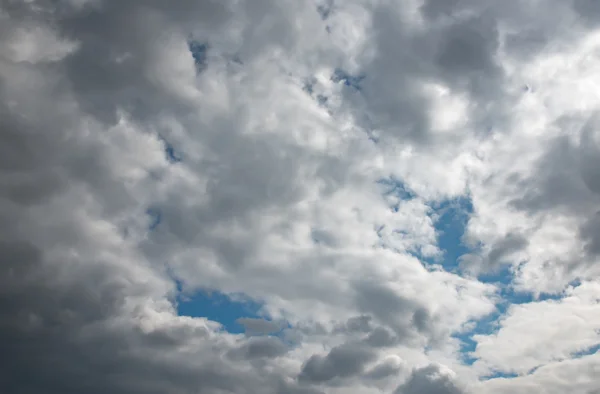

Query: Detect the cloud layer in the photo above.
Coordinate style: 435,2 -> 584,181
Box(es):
1,0 -> 599,393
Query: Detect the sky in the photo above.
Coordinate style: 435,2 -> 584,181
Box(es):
1,0 -> 600,393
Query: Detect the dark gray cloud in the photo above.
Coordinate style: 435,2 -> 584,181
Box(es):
510,136 -> 595,215
344,314 -> 373,333
0,228 -> 308,393
227,336 -> 289,360
507,114 -> 600,270
486,233 -> 529,266
579,211 -> 600,257
364,326 -> 399,348
237,317 -> 284,335
0,1 -> 320,392
339,2 -> 508,148
394,364 -> 466,394
0,239 -> 244,394
363,358 -> 403,380
434,15 -> 501,79
573,0 -> 600,25
298,342 -> 377,383
419,0 -> 463,20
354,280 -> 433,342
460,232 -> 530,275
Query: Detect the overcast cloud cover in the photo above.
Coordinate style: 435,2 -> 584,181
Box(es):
1,0 -> 600,393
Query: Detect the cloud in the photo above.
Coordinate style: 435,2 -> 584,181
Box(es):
237,317 -> 285,335
298,342 -> 377,383
363,355 -> 404,380
471,281 -> 600,376
227,336 -> 289,360
394,364 -> 466,394
478,352 -> 600,394
460,232 -> 529,275
2,0 -> 600,393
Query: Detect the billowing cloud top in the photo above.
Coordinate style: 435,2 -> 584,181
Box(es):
1,0 -> 600,393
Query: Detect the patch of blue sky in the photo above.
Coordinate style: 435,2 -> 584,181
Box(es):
454,281 -> 569,370
424,195 -> 564,301
453,334 -> 478,365
147,212 -> 281,336
175,280 -> 267,334
453,309 -> 504,366
419,195 -> 517,370
165,141 -> 182,163
427,196 -> 473,270
408,193 -> 577,374
157,134 -> 182,163
480,265 -> 565,305
504,287 -> 564,305
188,40 -> 208,72
572,343 -> 600,358
451,269 -> 563,369
373,180 -> 473,263
483,371 -> 519,380
376,177 -> 416,209
331,69 -> 365,91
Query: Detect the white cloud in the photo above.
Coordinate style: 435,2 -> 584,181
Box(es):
472,281 -> 600,376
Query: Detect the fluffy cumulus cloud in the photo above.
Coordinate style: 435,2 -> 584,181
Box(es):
1,0 -> 600,393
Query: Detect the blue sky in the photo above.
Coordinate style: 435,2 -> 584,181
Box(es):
176,286 -> 265,334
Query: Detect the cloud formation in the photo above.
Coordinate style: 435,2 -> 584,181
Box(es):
1,0 -> 600,393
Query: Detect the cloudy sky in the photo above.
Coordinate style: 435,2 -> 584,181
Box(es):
1,0 -> 600,393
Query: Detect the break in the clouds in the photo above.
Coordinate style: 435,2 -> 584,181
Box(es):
1,0 -> 600,393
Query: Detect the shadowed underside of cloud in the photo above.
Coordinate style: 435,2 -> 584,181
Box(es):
1,0 -> 600,393
394,364 -> 465,394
